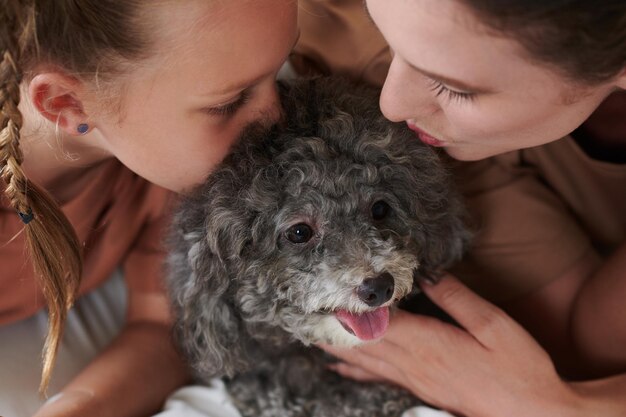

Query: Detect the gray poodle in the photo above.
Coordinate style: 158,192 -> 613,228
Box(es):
166,77 -> 470,417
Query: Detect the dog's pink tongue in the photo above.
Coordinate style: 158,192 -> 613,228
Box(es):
336,307 -> 389,341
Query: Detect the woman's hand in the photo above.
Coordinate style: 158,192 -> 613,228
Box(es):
321,274 -> 585,417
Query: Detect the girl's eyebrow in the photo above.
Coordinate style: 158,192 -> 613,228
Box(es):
206,30 -> 302,97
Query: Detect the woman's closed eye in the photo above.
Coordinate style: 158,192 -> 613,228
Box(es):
427,79 -> 476,103
203,89 -> 252,117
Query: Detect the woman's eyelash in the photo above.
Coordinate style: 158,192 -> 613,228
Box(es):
204,90 -> 252,116
427,79 -> 475,103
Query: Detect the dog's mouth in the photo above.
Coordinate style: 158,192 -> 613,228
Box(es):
335,306 -> 390,341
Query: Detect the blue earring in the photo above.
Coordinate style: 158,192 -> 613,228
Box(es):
77,123 -> 89,135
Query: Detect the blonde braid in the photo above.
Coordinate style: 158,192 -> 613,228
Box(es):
1,1 -> 82,395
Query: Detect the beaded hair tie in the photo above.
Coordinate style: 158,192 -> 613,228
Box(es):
18,209 -> 34,224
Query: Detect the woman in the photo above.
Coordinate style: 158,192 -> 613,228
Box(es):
304,0 -> 626,416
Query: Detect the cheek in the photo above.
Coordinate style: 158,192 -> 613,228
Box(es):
103,110 -> 243,191
434,105 -> 507,145
199,122 -> 242,166
443,96 -> 565,143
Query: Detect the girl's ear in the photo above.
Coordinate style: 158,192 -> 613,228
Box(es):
28,72 -> 91,136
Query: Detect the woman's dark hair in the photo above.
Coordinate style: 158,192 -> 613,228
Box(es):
461,0 -> 626,84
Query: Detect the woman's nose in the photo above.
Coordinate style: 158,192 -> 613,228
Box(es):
380,57 -> 436,123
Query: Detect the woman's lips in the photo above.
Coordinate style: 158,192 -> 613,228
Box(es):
406,122 -> 446,147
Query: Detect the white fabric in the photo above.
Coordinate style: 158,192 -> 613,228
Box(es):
155,381 -> 243,417
277,60 -> 299,81
402,406 -> 455,417
156,382 -> 454,417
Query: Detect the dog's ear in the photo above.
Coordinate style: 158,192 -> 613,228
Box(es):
166,180 -> 256,380
371,125 -> 472,283
410,159 -> 472,283
414,202 -> 472,283
166,118 -> 285,380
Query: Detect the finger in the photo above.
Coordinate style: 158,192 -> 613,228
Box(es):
321,338 -> 410,364
320,341 -> 415,385
382,309 -> 470,349
420,274 -> 512,344
327,362 -> 385,383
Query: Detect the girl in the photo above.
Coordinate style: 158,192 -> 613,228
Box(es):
303,0 -> 626,416
0,1 -> 298,416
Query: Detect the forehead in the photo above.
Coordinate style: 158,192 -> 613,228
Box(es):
275,163 -> 400,225
366,0 -> 568,93
139,0 -> 298,95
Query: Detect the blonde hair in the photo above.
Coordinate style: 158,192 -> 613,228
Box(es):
0,0 -> 152,394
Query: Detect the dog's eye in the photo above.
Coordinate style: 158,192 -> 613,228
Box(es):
371,200 -> 391,220
285,223 -> 314,244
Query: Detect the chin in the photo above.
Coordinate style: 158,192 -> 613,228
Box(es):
443,144 -> 509,161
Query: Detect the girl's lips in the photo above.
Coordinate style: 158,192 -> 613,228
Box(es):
406,122 -> 446,147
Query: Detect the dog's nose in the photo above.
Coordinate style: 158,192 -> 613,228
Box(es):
357,272 -> 395,307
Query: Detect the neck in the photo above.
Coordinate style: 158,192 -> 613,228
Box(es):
17,102 -> 113,205
581,90 -> 626,147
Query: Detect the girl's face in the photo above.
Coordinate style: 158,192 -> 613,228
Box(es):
366,0 -> 618,161
92,0 -> 298,192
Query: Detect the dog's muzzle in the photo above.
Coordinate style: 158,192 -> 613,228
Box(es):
356,272 -> 395,307
333,272 -> 398,342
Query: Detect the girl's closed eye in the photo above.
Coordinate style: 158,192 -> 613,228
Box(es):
427,79 -> 476,103
204,89 -> 252,117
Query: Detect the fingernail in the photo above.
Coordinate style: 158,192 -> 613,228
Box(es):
421,270 -> 447,286
44,393 -> 63,405
418,276 -> 435,287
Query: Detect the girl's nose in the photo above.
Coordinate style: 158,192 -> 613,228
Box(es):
253,79 -> 282,126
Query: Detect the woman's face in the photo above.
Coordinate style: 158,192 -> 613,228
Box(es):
92,0 -> 298,192
366,0 -> 617,160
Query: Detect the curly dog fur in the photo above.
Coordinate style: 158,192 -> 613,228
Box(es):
166,77 -> 470,417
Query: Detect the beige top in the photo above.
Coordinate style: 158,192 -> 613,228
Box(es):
449,139 -> 625,302
294,0 -> 626,303
0,159 -> 173,324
